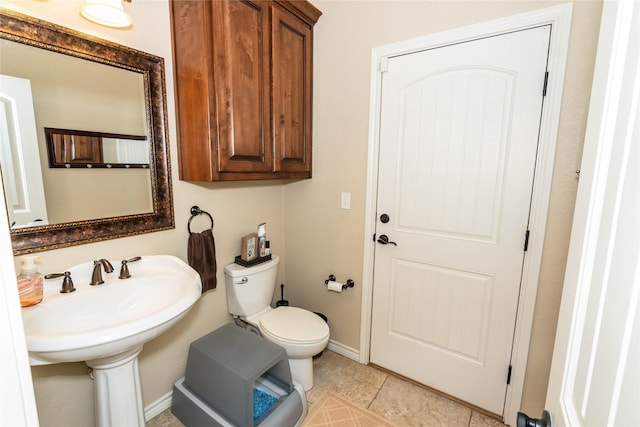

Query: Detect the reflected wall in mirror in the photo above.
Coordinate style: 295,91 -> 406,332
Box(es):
0,9 -> 174,254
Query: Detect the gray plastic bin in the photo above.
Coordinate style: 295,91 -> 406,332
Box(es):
171,323 -> 306,427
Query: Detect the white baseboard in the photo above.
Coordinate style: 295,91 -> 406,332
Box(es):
144,390 -> 173,422
326,339 -> 359,362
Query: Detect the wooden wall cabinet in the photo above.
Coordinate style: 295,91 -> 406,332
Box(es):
49,132 -> 103,165
170,0 -> 321,181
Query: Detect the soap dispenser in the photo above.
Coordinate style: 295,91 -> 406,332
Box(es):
17,255 -> 43,307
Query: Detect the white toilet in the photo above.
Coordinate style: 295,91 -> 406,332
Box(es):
224,255 -> 330,391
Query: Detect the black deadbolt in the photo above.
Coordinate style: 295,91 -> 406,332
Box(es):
380,213 -> 390,223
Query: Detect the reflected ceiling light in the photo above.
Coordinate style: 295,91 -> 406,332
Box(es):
80,0 -> 132,29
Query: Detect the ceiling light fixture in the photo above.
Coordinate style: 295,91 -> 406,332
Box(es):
80,0 -> 132,29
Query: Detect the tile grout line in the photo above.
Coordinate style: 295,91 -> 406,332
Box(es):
365,373 -> 390,410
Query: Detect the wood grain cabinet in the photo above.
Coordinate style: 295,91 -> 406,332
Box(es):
170,0 -> 321,181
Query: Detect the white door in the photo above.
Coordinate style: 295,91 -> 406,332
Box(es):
543,1 -> 640,426
0,74 -> 48,227
0,175 -> 39,426
371,27 -> 551,414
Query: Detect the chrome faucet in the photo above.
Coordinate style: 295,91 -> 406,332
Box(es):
90,259 -> 114,285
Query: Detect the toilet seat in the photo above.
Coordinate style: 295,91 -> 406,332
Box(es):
259,307 -> 329,344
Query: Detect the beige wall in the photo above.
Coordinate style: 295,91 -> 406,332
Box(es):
284,0 -> 602,416
3,0 -> 601,425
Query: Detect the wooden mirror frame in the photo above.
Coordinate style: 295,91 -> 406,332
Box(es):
1,9 -> 174,255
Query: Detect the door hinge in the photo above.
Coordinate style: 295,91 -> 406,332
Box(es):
524,230 -> 530,252
542,71 -> 549,97
379,57 -> 389,73
507,365 -> 513,385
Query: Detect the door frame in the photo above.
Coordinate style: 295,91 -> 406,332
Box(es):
360,4 -> 573,425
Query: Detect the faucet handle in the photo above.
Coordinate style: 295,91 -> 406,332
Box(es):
119,256 -> 142,279
45,271 -> 75,293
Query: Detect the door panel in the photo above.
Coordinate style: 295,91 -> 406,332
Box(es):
396,68 -> 512,242
371,26 -> 551,414
545,2 -> 640,425
390,259 -> 492,362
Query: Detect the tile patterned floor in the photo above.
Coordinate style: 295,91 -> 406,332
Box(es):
147,350 -> 507,427
302,392 -> 394,426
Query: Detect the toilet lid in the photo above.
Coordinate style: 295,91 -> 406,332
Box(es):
259,306 -> 329,343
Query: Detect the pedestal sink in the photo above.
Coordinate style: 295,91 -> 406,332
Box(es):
21,255 -> 202,426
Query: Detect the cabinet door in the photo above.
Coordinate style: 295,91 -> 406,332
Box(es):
213,0 -> 272,175
171,0 -> 217,181
54,134 -> 103,164
271,5 -> 313,177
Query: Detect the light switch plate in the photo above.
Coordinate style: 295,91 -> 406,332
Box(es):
341,192 -> 351,209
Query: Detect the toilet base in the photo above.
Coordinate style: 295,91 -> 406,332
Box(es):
289,357 -> 313,391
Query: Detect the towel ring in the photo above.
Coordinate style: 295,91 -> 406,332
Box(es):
188,206 -> 214,234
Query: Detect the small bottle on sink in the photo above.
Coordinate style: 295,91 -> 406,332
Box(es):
17,255 -> 43,307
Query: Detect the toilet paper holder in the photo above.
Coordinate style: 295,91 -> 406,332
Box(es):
324,275 -> 355,290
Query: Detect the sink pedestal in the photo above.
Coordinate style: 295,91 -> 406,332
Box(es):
87,346 -> 144,427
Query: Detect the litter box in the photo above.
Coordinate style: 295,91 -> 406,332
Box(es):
172,323 -> 307,427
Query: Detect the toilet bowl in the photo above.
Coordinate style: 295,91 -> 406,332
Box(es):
224,256 -> 329,391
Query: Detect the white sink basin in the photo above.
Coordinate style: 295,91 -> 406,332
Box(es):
22,255 -> 202,366
21,254 -> 202,425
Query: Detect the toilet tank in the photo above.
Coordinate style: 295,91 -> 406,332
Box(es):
224,256 -> 279,317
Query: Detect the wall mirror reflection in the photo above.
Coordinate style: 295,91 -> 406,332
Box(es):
45,128 -> 149,168
0,9 -> 174,254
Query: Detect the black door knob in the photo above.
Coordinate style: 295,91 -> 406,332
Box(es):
517,410 -> 552,427
377,234 -> 398,246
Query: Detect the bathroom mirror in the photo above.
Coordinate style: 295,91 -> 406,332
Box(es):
0,9 -> 174,254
